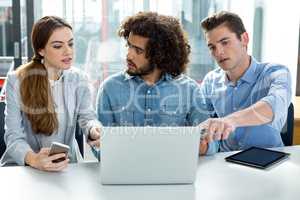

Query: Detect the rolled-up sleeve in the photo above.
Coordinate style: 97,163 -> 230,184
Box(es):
260,66 -> 292,131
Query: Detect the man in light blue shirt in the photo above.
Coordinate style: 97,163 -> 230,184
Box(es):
198,11 -> 292,153
96,12 -> 217,155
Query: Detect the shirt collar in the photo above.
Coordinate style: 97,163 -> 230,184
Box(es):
49,70 -> 65,82
239,56 -> 258,84
221,56 -> 259,86
123,71 -> 173,82
163,73 -> 173,81
124,71 -> 134,81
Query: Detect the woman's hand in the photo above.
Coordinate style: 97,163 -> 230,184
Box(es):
25,148 -> 69,171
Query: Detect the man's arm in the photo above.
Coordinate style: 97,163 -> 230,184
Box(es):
200,101 -> 273,141
227,100 -> 273,125
200,66 -> 292,142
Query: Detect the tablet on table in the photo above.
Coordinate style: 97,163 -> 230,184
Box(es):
225,146 -> 290,169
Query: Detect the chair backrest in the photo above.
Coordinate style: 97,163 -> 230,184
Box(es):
75,122 -> 84,158
0,101 -> 6,158
280,103 -> 294,146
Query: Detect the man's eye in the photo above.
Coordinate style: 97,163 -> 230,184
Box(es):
136,49 -> 143,54
69,43 -> 74,47
222,41 -> 228,45
53,45 -> 62,49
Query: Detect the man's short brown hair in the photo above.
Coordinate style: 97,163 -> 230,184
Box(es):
201,11 -> 246,40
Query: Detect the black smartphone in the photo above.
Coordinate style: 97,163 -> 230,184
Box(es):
49,142 -> 70,163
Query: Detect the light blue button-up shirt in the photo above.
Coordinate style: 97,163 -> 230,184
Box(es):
200,57 -> 292,152
96,71 -> 218,155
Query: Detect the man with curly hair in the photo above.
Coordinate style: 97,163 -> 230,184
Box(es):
96,12 -> 217,156
198,11 -> 292,153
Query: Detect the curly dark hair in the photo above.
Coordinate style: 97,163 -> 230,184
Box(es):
118,11 -> 191,77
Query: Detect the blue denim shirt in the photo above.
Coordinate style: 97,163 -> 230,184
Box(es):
96,72 -> 218,155
200,57 -> 292,152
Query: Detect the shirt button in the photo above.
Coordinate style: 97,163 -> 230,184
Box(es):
234,87 -> 238,90
147,108 -> 151,112
233,107 -> 237,111
147,90 -> 151,94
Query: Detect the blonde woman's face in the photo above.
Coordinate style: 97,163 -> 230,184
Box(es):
39,27 -> 74,70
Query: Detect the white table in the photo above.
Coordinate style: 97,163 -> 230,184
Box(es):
195,145 -> 300,200
0,146 -> 299,200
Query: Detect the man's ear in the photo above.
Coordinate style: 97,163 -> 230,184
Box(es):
241,32 -> 249,47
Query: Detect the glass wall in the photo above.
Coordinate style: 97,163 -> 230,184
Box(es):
0,0 -> 299,97
0,0 -> 27,67
37,0 -> 218,103
0,0 -> 28,92
0,0 -> 13,78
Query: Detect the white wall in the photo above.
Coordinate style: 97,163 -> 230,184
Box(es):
228,0 -> 256,55
228,0 -> 299,99
261,0 -> 300,100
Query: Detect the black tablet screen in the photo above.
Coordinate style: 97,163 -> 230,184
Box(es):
225,147 -> 290,169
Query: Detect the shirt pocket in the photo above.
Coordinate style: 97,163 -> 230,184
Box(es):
159,104 -> 188,126
111,105 -> 135,126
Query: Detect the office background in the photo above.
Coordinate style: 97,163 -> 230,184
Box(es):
0,0 -> 300,159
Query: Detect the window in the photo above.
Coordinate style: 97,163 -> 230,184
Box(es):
296,25 -> 300,96
37,0 -> 216,103
0,0 -> 28,92
2,0 -> 299,98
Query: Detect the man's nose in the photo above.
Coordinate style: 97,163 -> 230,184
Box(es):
127,47 -> 134,60
215,45 -> 224,57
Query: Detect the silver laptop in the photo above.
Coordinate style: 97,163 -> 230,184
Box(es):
100,126 -> 201,185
